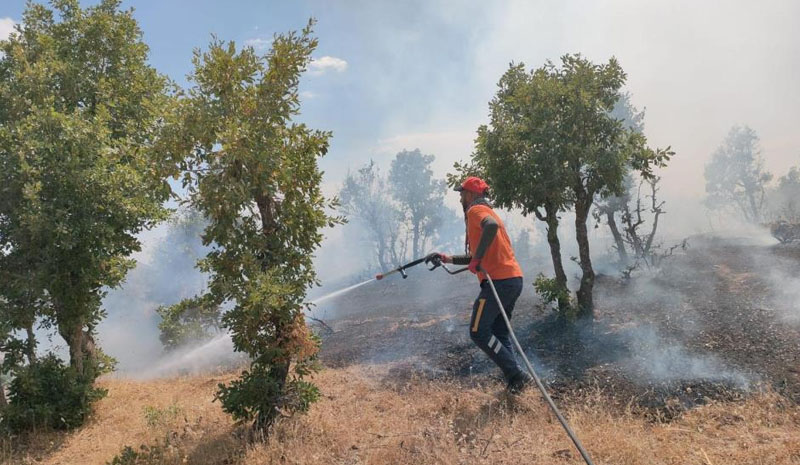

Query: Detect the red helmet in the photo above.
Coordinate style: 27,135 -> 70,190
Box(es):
455,176 -> 489,194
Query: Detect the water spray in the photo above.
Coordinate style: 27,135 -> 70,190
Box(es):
147,278 -> 377,377
377,255 -> 597,465
311,278 -> 376,305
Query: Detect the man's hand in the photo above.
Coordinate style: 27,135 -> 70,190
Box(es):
425,252 -> 451,265
468,257 -> 481,274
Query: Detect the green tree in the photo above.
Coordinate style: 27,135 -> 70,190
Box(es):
768,166 -> 800,222
459,55 -> 670,320
175,21 -> 340,432
0,0 -> 174,384
704,125 -> 772,223
452,62 -> 573,313
339,161 -> 407,270
388,149 -> 447,259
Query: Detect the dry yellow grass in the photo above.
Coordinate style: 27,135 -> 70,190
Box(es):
3,364 -> 800,465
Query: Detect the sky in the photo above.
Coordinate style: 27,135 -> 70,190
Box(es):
2,0 -> 799,268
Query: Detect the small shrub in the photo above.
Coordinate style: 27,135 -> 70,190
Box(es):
156,295 -> 221,351
106,443 -> 180,465
533,274 -> 576,320
1,354 -> 106,433
533,274 -> 572,307
770,221 -> 800,244
142,404 -> 182,429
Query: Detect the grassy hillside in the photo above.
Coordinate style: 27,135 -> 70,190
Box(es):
4,364 -> 799,465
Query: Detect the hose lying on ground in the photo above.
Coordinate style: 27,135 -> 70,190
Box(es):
483,270 -> 597,465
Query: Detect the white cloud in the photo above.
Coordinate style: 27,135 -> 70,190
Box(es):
243,37 -> 272,51
0,17 -> 17,41
309,56 -> 348,75
300,90 -> 315,99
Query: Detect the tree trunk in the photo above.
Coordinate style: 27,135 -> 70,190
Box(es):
255,359 -> 290,432
575,198 -> 595,320
539,204 -> 570,314
606,211 -> 628,264
644,209 -> 661,257
25,322 -> 37,364
746,187 -> 760,224
63,322 -> 84,375
376,236 -> 388,271
0,375 -> 7,408
622,203 -> 645,258
58,315 -> 97,378
412,221 -> 420,259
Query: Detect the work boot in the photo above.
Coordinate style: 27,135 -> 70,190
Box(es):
507,371 -> 533,394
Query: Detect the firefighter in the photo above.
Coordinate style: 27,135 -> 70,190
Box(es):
430,176 -> 532,393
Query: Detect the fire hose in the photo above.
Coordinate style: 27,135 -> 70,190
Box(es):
376,256 -> 596,465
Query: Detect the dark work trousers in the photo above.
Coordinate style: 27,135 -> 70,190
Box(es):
469,276 -> 524,382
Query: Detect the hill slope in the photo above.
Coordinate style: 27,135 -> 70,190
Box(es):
4,365 -> 799,465
5,239 -> 800,464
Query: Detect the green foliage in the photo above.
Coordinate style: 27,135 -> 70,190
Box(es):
0,319 -> 28,374
107,446 -> 146,465
1,354 -> 107,433
156,295 -> 221,350
94,348 -> 118,376
215,352 -> 321,430
0,0 -> 175,378
704,125 -> 772,223
175,20 -> 340,431
106,443 -> 180,465
142,403 -> 182,429
388,149 -> 447,259
456,54 -> 671,320
533,274 -> 575,319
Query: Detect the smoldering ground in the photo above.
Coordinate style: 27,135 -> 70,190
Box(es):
309,232 -> 800,415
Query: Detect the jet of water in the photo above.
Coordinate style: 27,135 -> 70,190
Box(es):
143,278 -> 376,377
140,332 -> 235,378
310,278 -> 375,305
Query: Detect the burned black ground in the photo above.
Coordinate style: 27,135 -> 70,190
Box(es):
312,238 -> 800,420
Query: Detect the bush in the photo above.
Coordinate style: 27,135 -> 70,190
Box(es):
770,221 -> 800,244
142,403 -> 182,429
106,443 -> 181,465
215,355 -> 321,430
1,354 -> 107,433
533,274 -> 576,320
156,295 -> 221,351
